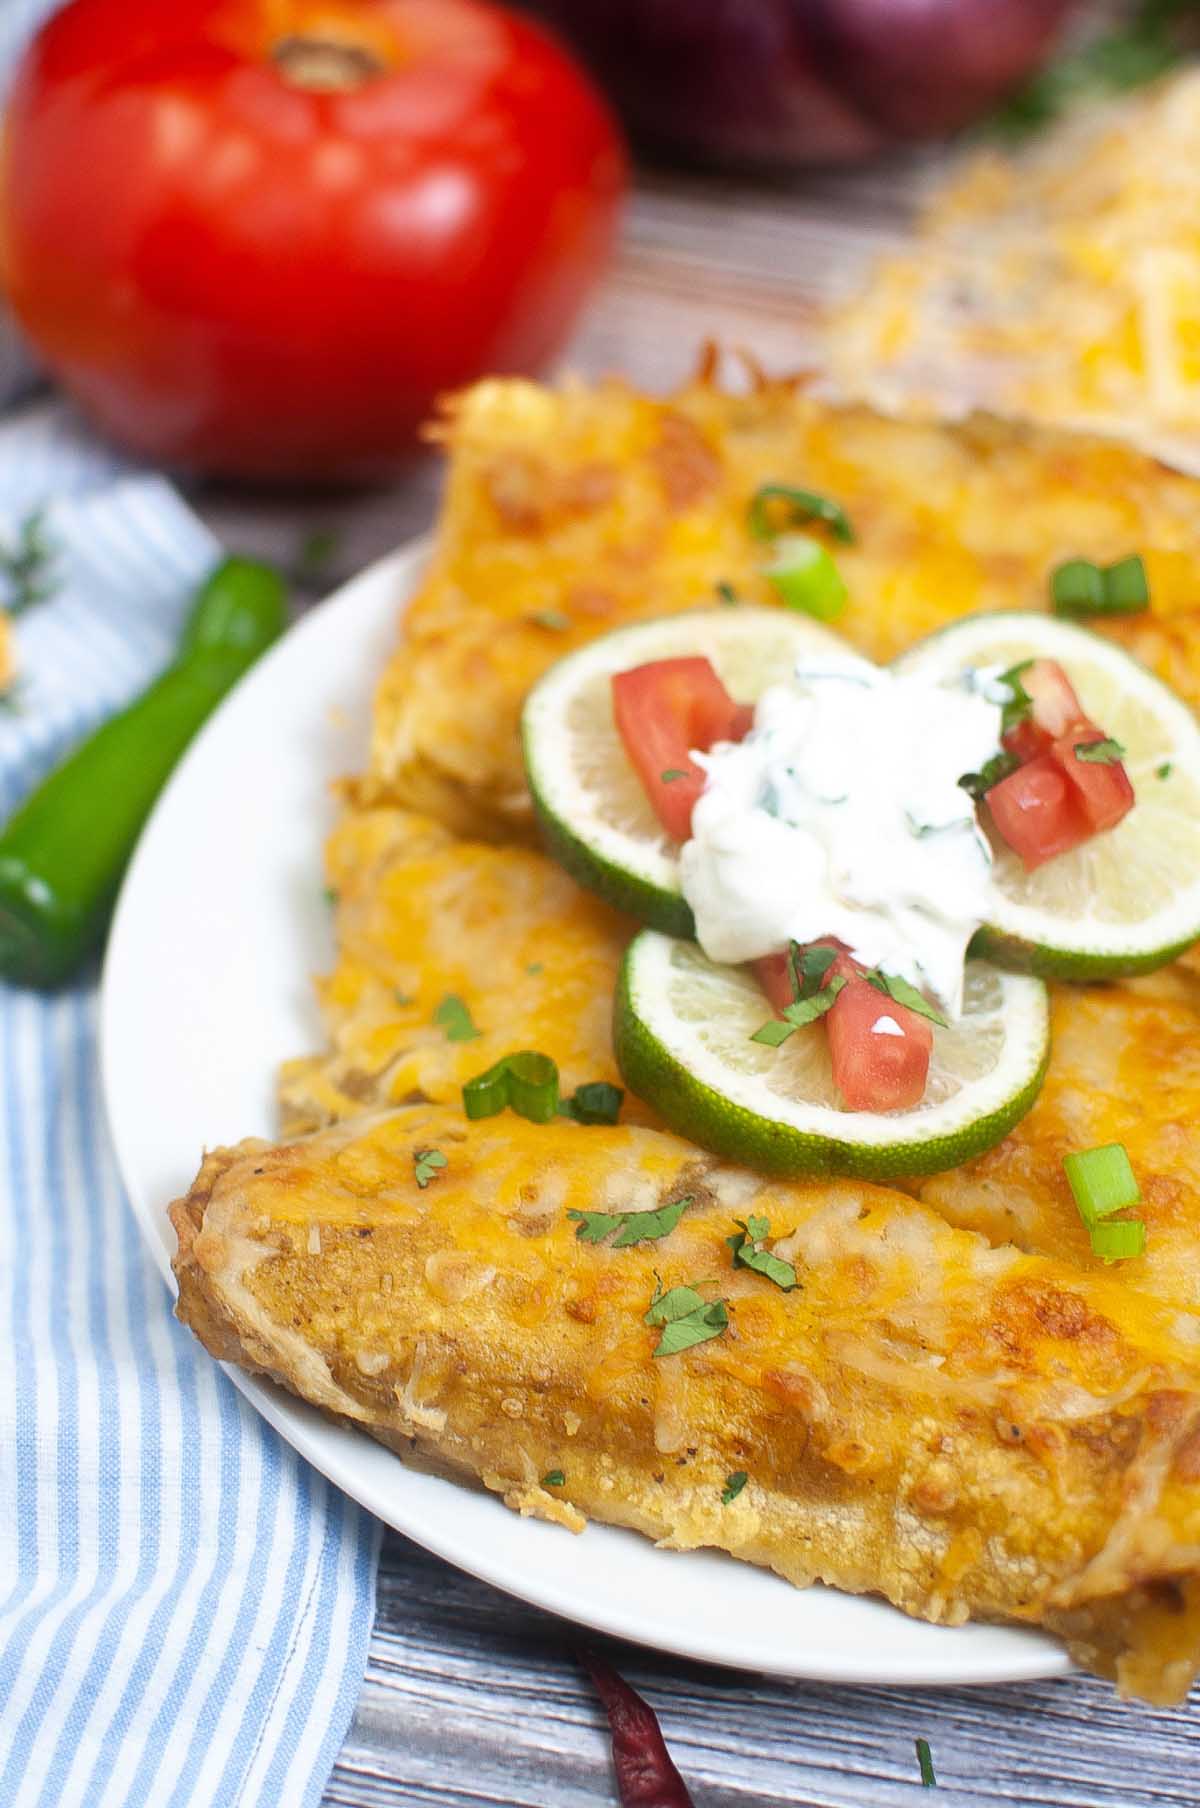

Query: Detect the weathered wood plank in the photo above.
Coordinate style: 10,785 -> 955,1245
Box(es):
322,1531 -> 1199,1808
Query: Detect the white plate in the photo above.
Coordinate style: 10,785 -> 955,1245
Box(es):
101,541 -> 1069,1688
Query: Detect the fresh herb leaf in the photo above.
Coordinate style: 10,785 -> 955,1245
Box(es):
716,580 -> 740,607
726,1217 -> 797,1291
571,1195 -> 690,1248
530,609 -> 571,632
864,969 -> 947,1028
660,768 -> 688,784
643,1280 -> 729,1356
462,1050 -> 559,1122
748,483 -> 855,545
751,967 -> 846,1047
959,749 -> 1019,801
721,1471 -> 748,1505
0,511 -> 56,617
1075,737 -> 1126,765
559,1081 -> 624,1126
435,993 -> 482,1042
413,1148 -> 447,1189
996,660 -> 1034,735
541,1469 -> 565,1487
915,1737 -> 937,1788
1157,762 -> 1173,780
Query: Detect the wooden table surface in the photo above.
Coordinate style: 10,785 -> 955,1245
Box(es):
187,157 -> 1196,1808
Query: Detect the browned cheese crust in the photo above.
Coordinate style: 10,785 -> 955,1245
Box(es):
172,1109 -> 1200,1702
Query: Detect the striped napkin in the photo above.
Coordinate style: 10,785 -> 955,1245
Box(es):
0,413 -> 380,1803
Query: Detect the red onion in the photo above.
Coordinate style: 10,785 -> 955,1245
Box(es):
524,0 -> 1080,166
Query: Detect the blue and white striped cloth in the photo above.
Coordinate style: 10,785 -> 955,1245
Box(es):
0,432 -> 380,1799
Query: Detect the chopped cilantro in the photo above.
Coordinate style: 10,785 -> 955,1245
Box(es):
323,886 -> 338,907
721,1471 -> 748,1505
531,609 -> 571,632
644,1280 -> 729,1357
413,1148 -> 447,1189
751,945 -> 845,1047
959,749 -> 1019,801
1157,762 -> 1173,780
570,1195 -> 690,1248
660,768 -> 688,784
864,969 -> 947,1028
541,1469 -> 565,1487
726,1216 -> 797,1290
1075,737 -> 1126,765
394,989 -> 414,1006
526,962 -> 544,975
996,659 -> 1034,735
559,1081 -> 624,1126
435,993 -> 482,1042
716,580 -> 740,606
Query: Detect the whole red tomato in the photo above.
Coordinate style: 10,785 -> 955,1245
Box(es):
0,0 -> 626,480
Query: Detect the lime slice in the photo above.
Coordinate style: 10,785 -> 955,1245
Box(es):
893,613 -> 1200,978
616,931 -> 1050,1180
521,607 -> 845,935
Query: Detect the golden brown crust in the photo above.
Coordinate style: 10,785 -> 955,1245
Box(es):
172,1109 -> 1200,1699
366,375 -> 1200,841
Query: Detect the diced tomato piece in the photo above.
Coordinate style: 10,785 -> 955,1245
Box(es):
826,974 -> 933,1113
985,753 -> 1091,869
1050,727 -> 1135,833
755,942 -> 932,1113
1002,716 -> 1051,765
612,657 -> 752,840
754,951 -> 796,1016
1001,659 -> 1087,761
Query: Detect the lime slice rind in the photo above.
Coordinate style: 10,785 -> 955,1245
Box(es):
616,931 -> 1051,1180
522,607 -> 844,932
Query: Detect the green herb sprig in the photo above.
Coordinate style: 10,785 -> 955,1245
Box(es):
644,1280 -> 729,1357
413,1148 -> 447,1189
727,1216 -> 797,1291
435,994 -> 482,1042
570,1195 -> 690,1248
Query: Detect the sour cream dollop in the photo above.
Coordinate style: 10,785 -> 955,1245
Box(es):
678,654 -> 1006,1019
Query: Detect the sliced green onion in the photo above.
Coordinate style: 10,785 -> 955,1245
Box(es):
462,1050 -> 560,1123
1051,558 -> 1105,615
462,1058 -> 511,1121
1088,1218 -> 1146,1262
748,483 -> 855,545
1063,1142 -> 1140,1225
1103,553 -> 1150,612
762,533 -> 847,620
1051,553 -> 1149,617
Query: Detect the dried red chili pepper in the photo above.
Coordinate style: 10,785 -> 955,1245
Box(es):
579,1650 -> 695,1808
